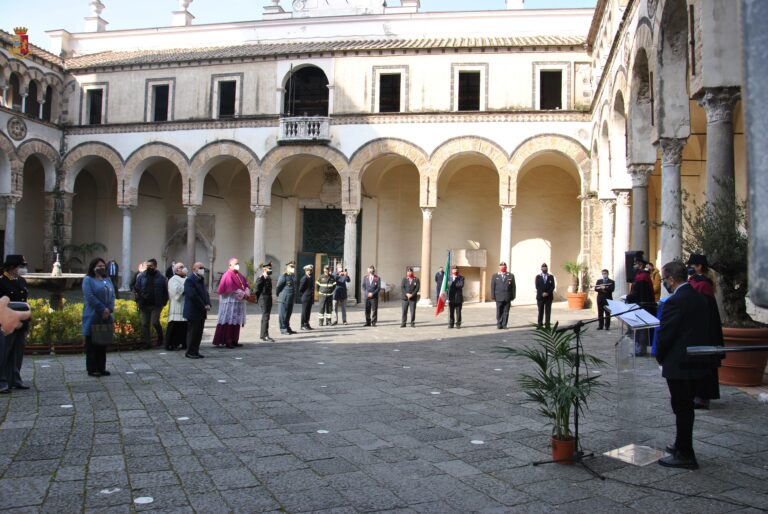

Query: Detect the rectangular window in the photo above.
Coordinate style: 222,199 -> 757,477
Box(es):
218,80 -> 237,118
457,71 -> 481,111
152,84 -> 169,122
87,89 -> 103,125
539,70 -> 563,110
379,73 -> 401,113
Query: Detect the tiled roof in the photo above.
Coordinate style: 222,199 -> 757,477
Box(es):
0,29 -> 63,66
65,36 -> 586,69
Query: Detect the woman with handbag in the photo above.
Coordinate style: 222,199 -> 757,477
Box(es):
82,257 -> 115,377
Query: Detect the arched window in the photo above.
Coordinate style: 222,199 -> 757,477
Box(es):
283,66 -> 329,117
26,81 -> 40,118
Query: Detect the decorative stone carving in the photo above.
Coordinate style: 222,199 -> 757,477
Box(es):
647,0 -> 658,19
6,117 -> 27,141
627,163 -> 655,188
614,190 -> 631,207
600,198 -> 616,216
319,166 -> 341,206
659,138 -> 686,166
697,87 -> 741,125
343,210 -> 359,224
421,207 -> 433,220
250,205 -> 269,218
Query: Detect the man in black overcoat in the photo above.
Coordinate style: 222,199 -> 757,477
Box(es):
491,262 -> 516,329
534,263 -> 555,328
594,268 -> 615,330
447,265 -> 465,329
299,264 -> 315,330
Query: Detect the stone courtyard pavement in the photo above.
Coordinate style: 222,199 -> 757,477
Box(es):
1,302 -> 767,513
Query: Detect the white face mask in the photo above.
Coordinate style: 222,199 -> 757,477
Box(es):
196,268 -> 206,277
180,267 -> 188,275
602,274 -> 609,279
18,267 -> 28,276
287,266 -> 294,274
233,264 -> 240,271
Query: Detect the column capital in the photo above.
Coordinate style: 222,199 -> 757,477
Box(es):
2,195 -> 20,207
697,86 -> 741,124
119,203 -> 135,211
500,205 -> 514,214
627,163 -> 655,188
342,209 -> 359,224
612,189 -> 631,207
250,205 -> 269,218
657,138 -> 687,166
185,205 -> 200,216
600,197 -> 616,214
421,207 -> 433,220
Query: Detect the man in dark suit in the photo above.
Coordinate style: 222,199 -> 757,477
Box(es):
400,267 -> 420,327
254,261 -> 274,342
447,265 -> 464,329
594,268 -> 615,330
656,260 -> 720,470
183,262 -> 211,359
434,267 -> 444,301
491,262 -> 516,329
276,261 -> 297,335
299,264 -> 315,330
362,265 -> 381,326
535,263 -> 555,328
107,259 -> 120,298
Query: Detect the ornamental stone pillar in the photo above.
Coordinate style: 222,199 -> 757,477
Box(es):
500,206 -> 513,267
659,138 -> 686,284
120,205 -> 134,291
628,163 -> 655,260
698,87 -> 740,205
612,190 -> 631,297
3,197 -> 18,256
343,209 -> 359,304
600,198 -> 615,273
418,207 -> 433,307
251,205 -> 269,270
186,205 -> 198,265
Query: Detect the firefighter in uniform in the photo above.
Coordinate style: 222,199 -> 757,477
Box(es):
316,265 -> 335,326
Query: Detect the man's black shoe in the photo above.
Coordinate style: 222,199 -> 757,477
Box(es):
0,388 -> 9,394
88,371 -> 102,377
658,454 -> 698,470
306,326 -> 314,330
12,384 -> 30,389
410,322 -> 415,327
301,326 -> 308,331
287,329 -> 297,334
448,324 -> 454,329
371,323 -> 376,327
665,443 -> 677,454
400,324 -> 406,328
185,353 -> 200,359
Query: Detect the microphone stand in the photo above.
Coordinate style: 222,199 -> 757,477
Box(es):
532,306 -> 643,479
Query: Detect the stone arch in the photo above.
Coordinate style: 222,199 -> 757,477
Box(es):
348,138 -> 429,180
610,90 -> 629,185
628,39 -> 656,164
259,144 -> 348,206
0,132 -> 22,196
654,0 -> 690,139
189,140 -> 259,205
509,134 -> 591,202
16,139 -> 60,192
124,142 -> 191,203
62,142 -> 123,194
610,67 -> 628,114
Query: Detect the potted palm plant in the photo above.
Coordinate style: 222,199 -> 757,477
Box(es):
497,325 -> 605,463
682,179 -> 768,386
563,261 -> 587,309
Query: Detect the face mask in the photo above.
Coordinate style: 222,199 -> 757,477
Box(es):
407,272 -> 414,279
233,264 -> 240,271
663,280 -> 674,294
687,267 -> 695,276
17,267 -> 28,276
602,274 -> 609,279
180,267 -> 188,275
147,268 -> 157,275
196,268 -> 205,277
500,266 -> 507,273
95,266 -> 106,276
451,270 -> 458,276
287,267 -> 294,274
266,269 -> 272,275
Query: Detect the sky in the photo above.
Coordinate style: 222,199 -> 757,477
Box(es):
2,0 -> 597,52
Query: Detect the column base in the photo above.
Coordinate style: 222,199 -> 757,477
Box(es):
417,298 -> 433,307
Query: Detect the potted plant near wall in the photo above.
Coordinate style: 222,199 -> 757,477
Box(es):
497,325 -> 605,463
563,261 -> 587,309
682,179 -> 768,386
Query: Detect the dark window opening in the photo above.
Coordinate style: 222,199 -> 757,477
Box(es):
379,73 -> 401,113
152,84 -> 170,122
87,89 -> 103,125
9,74 -> 22,111
457,71 -> 481,111
218,80 -> 236,118
284,66 -> 330,116
539,70 -> 562,110
26,81 -> 40,118
42,86 -> 52,121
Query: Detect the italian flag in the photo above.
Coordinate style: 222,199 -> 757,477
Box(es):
435,250 -> 451,316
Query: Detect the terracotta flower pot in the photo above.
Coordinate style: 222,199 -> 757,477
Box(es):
566,292 -> 587,310
551,436 -> 576,464
719,326 -> 768,387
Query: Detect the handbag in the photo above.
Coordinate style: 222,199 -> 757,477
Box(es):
91,322 -> 114,346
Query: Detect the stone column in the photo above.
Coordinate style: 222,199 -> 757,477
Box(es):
627,163 -> 654,259
120,205 -> 133,292
499,205 -> 513,267
612,190 -> 631,297
38,101 -> 44,120
3,197 -> 18,255
251,205 -> 269,270
658,138 -> 686,275
418,207 -> 433,307
343,209 -> 359,304
186,205 -> 198,265
43,191 -> 74,272
698,87 -> 740,205
20,94 -> 27,114
600,198 -> 615,273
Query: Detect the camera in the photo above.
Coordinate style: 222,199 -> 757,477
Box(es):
9,302 -> 30,312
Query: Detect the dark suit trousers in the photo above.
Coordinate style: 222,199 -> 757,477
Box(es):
84,336 -> 107,374
260,298 -> 272,337
666,378 -> 699,459
449,303 -> 462,326
401,300 -> 416,324
278,301 -> 293,330
495,301 -> 510,328
0,331 -> 26,386
597,300 -> 609,328
301,299 -> 313,326
537,298 -> 552,326
186,319 -> 205,356
365,296 -> 378,324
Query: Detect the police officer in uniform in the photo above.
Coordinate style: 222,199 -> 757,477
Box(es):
299,264 -> 315,330
0,255 -> 30,393
276,261 -> 297,335
491,261 -> 516,329
254,261 -> 274,341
